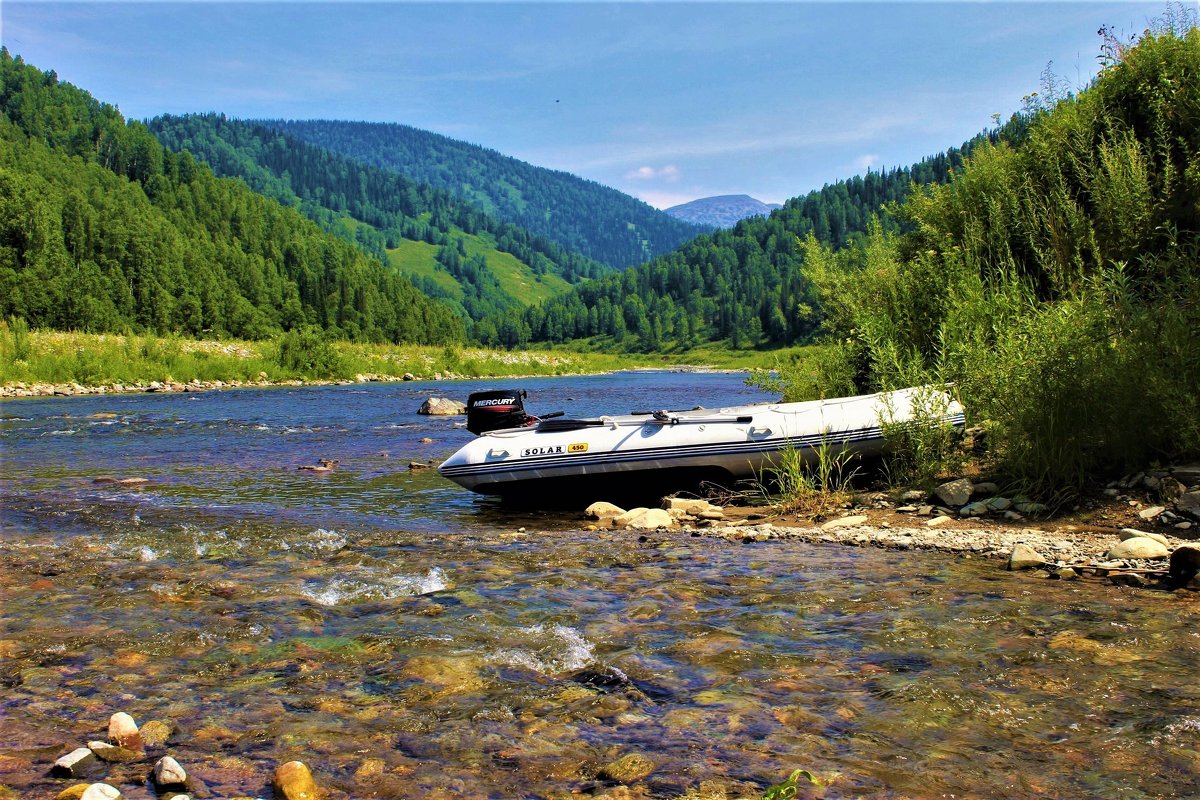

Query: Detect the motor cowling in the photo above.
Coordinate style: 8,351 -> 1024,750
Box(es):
466,389 -> 530,435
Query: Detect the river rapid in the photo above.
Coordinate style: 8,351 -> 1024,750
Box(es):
2,373 -> 1199,799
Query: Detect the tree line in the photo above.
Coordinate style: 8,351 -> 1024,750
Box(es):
0,50 -> 463,344
493,132 -> 1017,350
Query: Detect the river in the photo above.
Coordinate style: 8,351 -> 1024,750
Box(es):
2,372 -> 1198,799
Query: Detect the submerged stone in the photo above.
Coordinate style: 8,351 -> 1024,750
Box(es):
139,719 -> 174,748
87,741 -> 139,762
273,760 -> 319,800
599,752 -> 655,783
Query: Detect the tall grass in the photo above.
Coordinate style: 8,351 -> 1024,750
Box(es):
757,436 -> 860,518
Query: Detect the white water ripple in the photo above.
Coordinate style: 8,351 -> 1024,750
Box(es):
300,567 -> 448,606
489,624 -> 595,675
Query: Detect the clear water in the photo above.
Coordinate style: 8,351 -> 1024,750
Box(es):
2,373 -> 1199,799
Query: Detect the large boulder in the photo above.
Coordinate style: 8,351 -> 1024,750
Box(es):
1176,491 -> 1200,520
418,397 -> 466,416
1106,537 -> 1169,560
612,508 -> 674,530
1119,528 -> 1168,546
662,498 -> 721,515
934,478 -> 973,508
1169,546 -> 1200,587
585,502 -> 626,521
1007,544 -> 1046,570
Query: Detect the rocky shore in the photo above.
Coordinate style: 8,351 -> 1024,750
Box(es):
585,466 -> 1200,592
0,373 -> 429,399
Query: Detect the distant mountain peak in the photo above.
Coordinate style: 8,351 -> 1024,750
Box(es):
664,194 -> 782,228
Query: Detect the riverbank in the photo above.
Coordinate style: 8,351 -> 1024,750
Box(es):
0,329 -> 793,396
585,468 -> 1200,591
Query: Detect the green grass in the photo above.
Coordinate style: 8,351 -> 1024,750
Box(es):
383,225 -> 572,309
386,239 -> 461,298
1,326 -> 794,389
456,230 -> 571,303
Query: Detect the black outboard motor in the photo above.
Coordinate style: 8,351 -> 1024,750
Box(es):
466,389 -> 530,435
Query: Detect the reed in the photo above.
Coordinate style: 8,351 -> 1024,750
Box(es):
757,435 -> 860,518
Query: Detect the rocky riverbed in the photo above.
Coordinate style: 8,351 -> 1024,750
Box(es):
585,466 -> 1200,593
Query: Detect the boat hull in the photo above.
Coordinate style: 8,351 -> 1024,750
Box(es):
438,387 -> 964,498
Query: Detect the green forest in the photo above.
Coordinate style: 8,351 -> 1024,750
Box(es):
147,114 -> 609,323
495,140 -> 990,350
259,118 -> 705,268
0,50 -> 464,344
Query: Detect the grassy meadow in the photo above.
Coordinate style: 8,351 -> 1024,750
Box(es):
0,320 -> 797,390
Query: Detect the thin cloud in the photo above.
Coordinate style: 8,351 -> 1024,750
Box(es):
625,165 -> 681,182
854,154 -> 881,171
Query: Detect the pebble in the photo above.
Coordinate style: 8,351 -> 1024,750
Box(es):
153,756 -> 188,789
925,515 -> 953,527
52,748 -> 97,778
79,786 -> 120,800
821,515 -> 868,530
108,712 -> 142,751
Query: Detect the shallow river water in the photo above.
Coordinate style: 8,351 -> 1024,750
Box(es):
2,374 -> 1199,799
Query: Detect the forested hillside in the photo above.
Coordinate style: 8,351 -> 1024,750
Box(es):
499,138 -> 996,350
0,50 -> 463,343
797,23 -> 1200,488
258,119 -> 704,268
148,113 -> 606,322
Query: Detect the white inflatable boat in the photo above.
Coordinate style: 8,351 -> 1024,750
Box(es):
438,386 -> 965,497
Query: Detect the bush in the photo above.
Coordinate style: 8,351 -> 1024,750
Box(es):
275,326 -> 344,378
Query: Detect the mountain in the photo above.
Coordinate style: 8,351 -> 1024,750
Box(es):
664,194 -> 782,228
0,50 -> 463,344
256,119 -> 705,268
147,113 -> 607,324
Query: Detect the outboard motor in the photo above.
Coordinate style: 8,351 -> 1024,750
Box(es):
466,389 -> 530,435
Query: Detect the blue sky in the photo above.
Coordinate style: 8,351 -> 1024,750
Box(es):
0,2 -> 1166,208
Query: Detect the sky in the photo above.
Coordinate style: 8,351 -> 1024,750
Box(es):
0,1 -> 1171,209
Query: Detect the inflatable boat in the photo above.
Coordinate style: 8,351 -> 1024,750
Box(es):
437,386 -> 965,498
